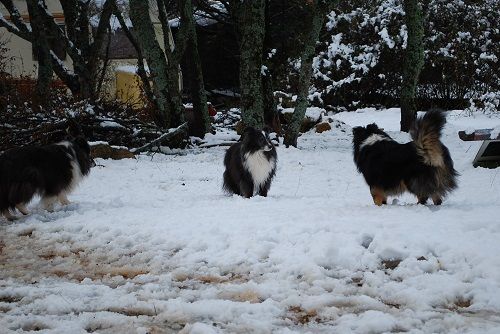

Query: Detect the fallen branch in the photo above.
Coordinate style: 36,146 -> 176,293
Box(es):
198,141 -> 236,148
132,122 -> 188,153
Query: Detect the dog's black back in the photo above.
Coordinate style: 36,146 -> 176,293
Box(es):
223,127 -> 277,198
352,110 -> 458,205
0,137 -> 92,213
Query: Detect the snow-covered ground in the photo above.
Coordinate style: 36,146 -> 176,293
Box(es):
1,109 -> 500,334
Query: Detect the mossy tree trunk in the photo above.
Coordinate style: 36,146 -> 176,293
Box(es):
129,0 -> 172,128
283,0 -> 337,147
26,0 -> 52,102
400,0 -> 425,132
180,0 -> 210,138
112,4 -> 155,105
262,0 -> 281,134
156,0 -> 186,128
236,0 -> 266,129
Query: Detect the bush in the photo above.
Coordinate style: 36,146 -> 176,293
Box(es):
311,0 -> 500,111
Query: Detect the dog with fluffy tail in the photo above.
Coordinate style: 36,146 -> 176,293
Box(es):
0,136 -> 93,220
352,110 -> 458,205
223,127 -> 277,198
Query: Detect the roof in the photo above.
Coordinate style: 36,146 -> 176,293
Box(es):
105,29 -> 138,59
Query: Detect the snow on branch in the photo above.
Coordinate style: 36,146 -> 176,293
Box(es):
132,122 -> 189,153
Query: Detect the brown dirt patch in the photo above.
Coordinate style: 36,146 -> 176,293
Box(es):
287,306 -> 318,325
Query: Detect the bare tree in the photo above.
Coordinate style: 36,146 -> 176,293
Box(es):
0,0 -> 114,100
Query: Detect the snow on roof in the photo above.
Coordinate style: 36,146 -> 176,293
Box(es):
115,64 -> 150,74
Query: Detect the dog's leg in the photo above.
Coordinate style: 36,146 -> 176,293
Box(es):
15,203 -> 29,215
41,196 -> 57,212
417,196 -> 428,205
259,178 -> 273,197
432,195 -> 442,205
239,181 -> 253,198
370,187 -> 387,206
58,193 -> 71,206
2,210 -> 18,221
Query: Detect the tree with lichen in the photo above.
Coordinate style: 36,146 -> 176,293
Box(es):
400,0 -> 424,132
129,0 -> 210,136
284,0 -> 338,148
179,0 -> 210,137
230,0 -> 266,129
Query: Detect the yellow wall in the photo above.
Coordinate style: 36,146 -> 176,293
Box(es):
115,69 -> 144,107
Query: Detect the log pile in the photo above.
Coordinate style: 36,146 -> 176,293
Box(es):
0,101 -> 188,154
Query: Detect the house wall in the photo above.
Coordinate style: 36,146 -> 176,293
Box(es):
0,0 -> 73,78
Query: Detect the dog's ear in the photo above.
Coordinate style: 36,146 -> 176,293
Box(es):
243,126 -> 255,134
262,126 -> 271,134
366,123 -> 379,131
352,126 -> 364,137
66,119 -> 83,138
237,127 -> 252,142
73,136 -> 90,153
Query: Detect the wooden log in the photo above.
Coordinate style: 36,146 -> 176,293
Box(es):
90,143 -> 135,160
458,129 -> 499,141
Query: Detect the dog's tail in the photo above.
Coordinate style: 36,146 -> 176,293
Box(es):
411,110 -> 447,167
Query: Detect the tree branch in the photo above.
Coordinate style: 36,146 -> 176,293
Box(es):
131,122 -> 188,153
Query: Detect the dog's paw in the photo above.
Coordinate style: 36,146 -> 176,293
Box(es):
15,204 -> 30,215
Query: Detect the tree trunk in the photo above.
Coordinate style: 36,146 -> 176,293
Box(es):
262,73 -> 281,134
113,5 -> 155,105
157,0 -> 185,128
238,0 -> 266,129
262,0 -> 280,134
129,0 -> 172,128
180,0 -> 210,138
284,1 -> 335,147
400,0 -> 425,132
26,0 -> 52,101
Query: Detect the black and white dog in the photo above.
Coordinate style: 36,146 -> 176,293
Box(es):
0,137 -> 93,220
352,110 -> 458,205
223,127 -> 277,198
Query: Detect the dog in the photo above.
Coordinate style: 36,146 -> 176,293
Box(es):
0,137 -> 93,220
352,110 -> 458,206
223,127 -> 277,198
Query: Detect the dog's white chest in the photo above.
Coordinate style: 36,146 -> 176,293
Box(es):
243,151 -> 275,193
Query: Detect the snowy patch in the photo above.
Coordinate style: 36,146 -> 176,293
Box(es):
1,109 -> 500,333
99,121 -> 126,129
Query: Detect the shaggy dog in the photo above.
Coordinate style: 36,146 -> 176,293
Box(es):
223,127 -> 277,198
0,137 -> 93,220
352,110 -> 458,205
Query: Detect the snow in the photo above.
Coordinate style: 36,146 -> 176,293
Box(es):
99,121 -> 126,129
281,107 -> 324,122
115,65 -> 150,75
2,109 -> 500,333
